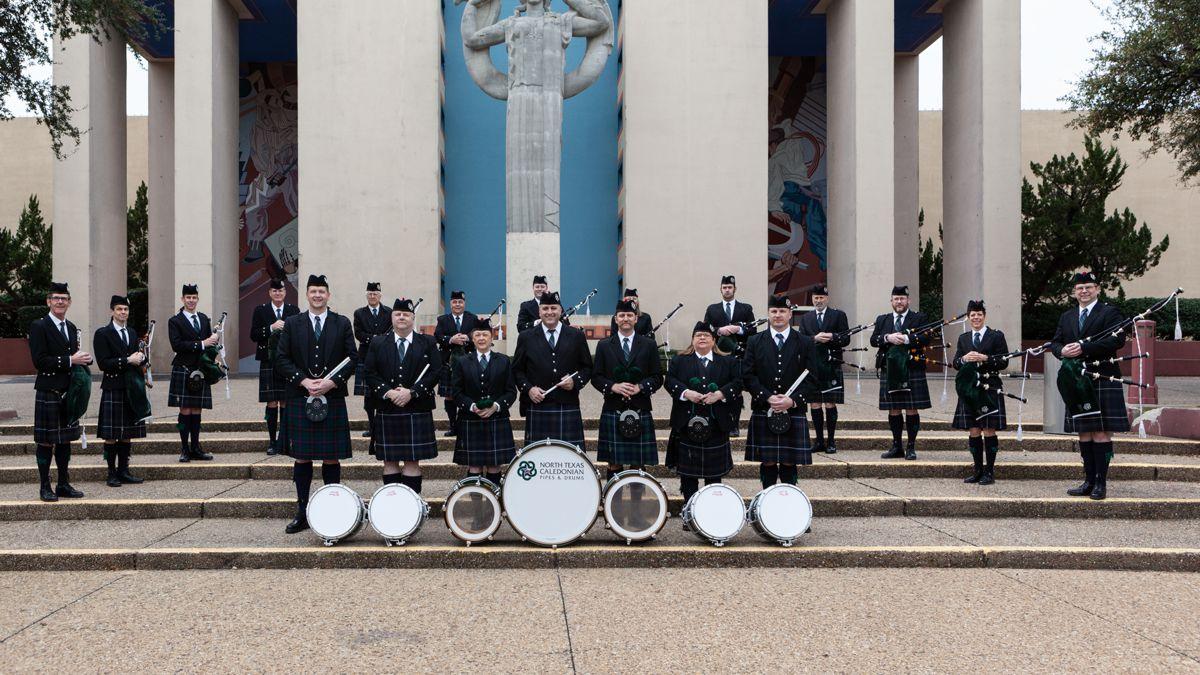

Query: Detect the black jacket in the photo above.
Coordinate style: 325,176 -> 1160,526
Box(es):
274,311 -> 357,399
28,315 -> 84,392
952,327 -> 1010,389
93,322 -> 141,391
797,308 -> 851,359
250,302 -> 300,362
741,328 -> 815,412
168,311 -> 213,369
353,305 -> 392,361
517,298 -> 540,334
870,310 -> 933,372
451,350 -> 518,421
1050,302 -> 1128,378
434,311 -> 479,365
665,351 -> 741,434
363,331 -> 441,413
704,300 -> 757,351
591,333 -> 664,412
512,323 -> 594,411
607,313 -> 655,339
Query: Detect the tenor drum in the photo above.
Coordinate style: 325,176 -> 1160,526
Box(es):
368,483 -> 429,546
501,439 -> 602,548
748,484 -> 812,547
444,477 -> 503,545
680,484 -> 746,547
306,483 -> 365,546
602,470 -> 668,544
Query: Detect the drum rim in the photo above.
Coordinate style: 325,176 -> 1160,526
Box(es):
602,472 -> 668,542
683,483 -> 746,542
306,482 -> 365,541
749,483 -> 812,541
451,475 -> 501,494
367,483 -> 428,540
444,483 -> 503,542
503,438 -> 602,547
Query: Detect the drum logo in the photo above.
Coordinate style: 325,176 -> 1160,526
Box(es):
517,461 -> 538,481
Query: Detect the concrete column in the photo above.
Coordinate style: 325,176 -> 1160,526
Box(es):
298,0 -> 442,324
621,0 -> 768,349
52,33 -> 127,341
174,0 -> 241,365
894,54 -> 920,308
942,0 -> 1021,342
825,0 -> 895,326
148,60 -> 175,371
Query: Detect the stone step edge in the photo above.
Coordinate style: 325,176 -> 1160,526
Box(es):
3,496 -> 1198,521
0,546 -> 1195,572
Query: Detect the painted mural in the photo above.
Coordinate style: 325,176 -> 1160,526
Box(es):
768,56 -> 828,306
237,62 -> 299,370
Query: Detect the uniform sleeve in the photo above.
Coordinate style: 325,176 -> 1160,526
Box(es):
29,322 -> 69,374
499,359 -> 519,411
869,317 -> 887,348
591,344 -> 614,396
829,313 -> 852,348
451,358 -> 472,411
412,340 -> 442,398
573,333 -> 593,388
512,333 -> 532,393
641,342 -> 664,395
741,339 -> 769,404
1050,314 -> 1068,359
169,318 -> 202,355
665,356 -> 687,398
718,358 -> 742,401
274,322 -> 302,386
332,317 -> 357,387
250,307 -> 271,345
94,331 -> 127,374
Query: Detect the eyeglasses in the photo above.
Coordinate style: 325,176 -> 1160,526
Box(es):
48,296 -> 70,302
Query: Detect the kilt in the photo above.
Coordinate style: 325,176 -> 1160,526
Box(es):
373,407 -> 438,462
1065,379 -> 1131,434
524,402 -> 585,447
596,409 -> 658,466
453,416 -> 517,467
878,368 -> 932,410
745,411 -> 812,465
257,362 -> 288,402
167,365 -> 212,409
952,392 -> 1008,431
353,362 -> 368,397
33,389 -> 82,445
97,389 -> 148,441
809,384 -> 846,405
283,395 -> 353,461
666,429 -> 733,479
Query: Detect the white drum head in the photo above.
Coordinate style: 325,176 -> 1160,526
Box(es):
603,471 -> 668,543
368,483 -> 426,541
688,484 -> 746,542
502,440 -> 601,547
445,482 -> 502,543
753,484 -> 812,542
307,483 -> 364,542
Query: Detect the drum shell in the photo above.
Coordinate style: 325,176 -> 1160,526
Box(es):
602,469 -> 668,543
680,484 -> 746,546
306,483 -> 366,545
444,477 -> 503,544
502,439 -> 602,547
748,484 -> 813,546
368,483 -> 430,544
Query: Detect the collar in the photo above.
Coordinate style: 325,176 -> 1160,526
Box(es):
393,330 -> 413,343
271,302 -> 285,311
112,320 -> 128,331
182,310 -> 198,321
476,348 -> 491,358
771,327 -> 791,341
695,351 -> 713,362
617,329 -> 635,340
723,299 -> 736,307
1079,299 -> 1098,314
894,310 -> 908,320
308,309 -> 328,323
47,313 -> 67,327
972,326 -> 989,339
542,323 -> 561,340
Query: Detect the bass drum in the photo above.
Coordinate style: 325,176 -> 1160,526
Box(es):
444,476 -> 503,546
680,483 -> 746,547
502,439 -> 602,548
748,484 -> 812,547
307,483 -> 365,546
602,470 -> 669,544
368,483 -> 429,546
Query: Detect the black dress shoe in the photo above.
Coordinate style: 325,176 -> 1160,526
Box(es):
905,444 -> 917,461
362,430 -> 372,438
266,444 -> 279,456
1067,481 -> 1094,497
178,450 -> 190,463
1089,483 -> 1107,500
40,484 -> 58,502
285,517 -> 309,534
978,471 -> 994,486
824,445 -> 837,455
117,469 -> 144,485
106,470 -> 123,488
443,431 -> 456,438
881,444 -> 904,459
963,471 -> 983,484
188,448 -> 214,461
56,483 -> 84,498
812,442 -> 827,455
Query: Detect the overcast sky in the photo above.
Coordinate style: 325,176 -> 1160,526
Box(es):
7,0 -> 1111,116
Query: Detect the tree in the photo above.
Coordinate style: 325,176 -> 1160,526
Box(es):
917,209 -> 943,321
0,195 -> 54,303
1,0 -> 163,159
127,181 -> 148,289
1064,0 -> 1200,183
1021,136 -> 1169,314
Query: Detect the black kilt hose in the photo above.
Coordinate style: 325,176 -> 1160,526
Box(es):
373,407 -> 438,461
524,402 -> 585,447
353,362 -> 369,397
666,430 -> 733,479
745,411 -> 812,465
33,390 -> 82,445
454,417 -> 517,467
1065,379 -> 1130,434
952,390 -> 1008,431
878,368 -> 932,410
97,389 -> 147,441
167,365 -> 213,409
258,362 -> 287,403
596,409 -> 658,466
284,396 -> 353,461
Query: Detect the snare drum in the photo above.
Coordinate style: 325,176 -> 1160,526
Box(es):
602,470 -> 668,544
444,476 -> 503,545
368,483 -> 429,546
748,484 -> 812,547
680,483 -> 746,547
306,483 -> 365,546
502,439 -> 602,548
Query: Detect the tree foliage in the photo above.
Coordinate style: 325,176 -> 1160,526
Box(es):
0,195 -> 54,303
917,208 -> 943,321
127,180 -> 148,290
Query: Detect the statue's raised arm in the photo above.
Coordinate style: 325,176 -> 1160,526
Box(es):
458,0 -> 509,100
562,0 -> 613,98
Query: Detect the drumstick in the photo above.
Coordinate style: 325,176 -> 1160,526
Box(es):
319,357 -> 354,385
782,369 -> 809,398
543,371 -> 579,396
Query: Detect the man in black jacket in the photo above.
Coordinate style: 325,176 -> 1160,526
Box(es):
512,291 -> 593,446
434,290 -> 478,437
28,282 -> 92,501
870,285 -> 933,460
797,285 -> 851,454
1051,271 -> 1131,500
249,278 -> 300,455
516,275 -> 549,333
606,288 -> 654,339
704,275 -> 757,436
353,282 -> 390,440
592,298 -> 664,476
167,284 -> 220,462
94,295 -> 148,487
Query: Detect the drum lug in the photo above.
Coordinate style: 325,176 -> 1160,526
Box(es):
323,539 -> 337,547
782,540 -> 794,548
713,540 -> 726,548
625,538 -> 632,546
465,540 -> 473,547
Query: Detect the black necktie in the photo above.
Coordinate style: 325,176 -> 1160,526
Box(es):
817,312 -> 824,328
276,307 -> 282,320
547,329 -> 556,350
314,316 -> 322,341
192,315 -> 201,333
397,337 -> 407,361
701,356 -> 709,371
455,315 -> 461,331
622,337 -> 631,361
725,302 -> 733,321
895,314 -> 903,331
776,333 -> 785,350
973,332 -> 981,349
59,321 -> 68,341
480,353 -> 488,370
1079,308 -> 1089,331
120,327 -> 129,347
372,307 -> 378,318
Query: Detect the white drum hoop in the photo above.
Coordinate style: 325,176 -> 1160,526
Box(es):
680,483 -> 746,547
748,484 -> 813,547
602,469 -> 669,544
306,483 -> 365,546
368,483 -> 430,546
502,439 -> 602,548
444,477 -> 503,545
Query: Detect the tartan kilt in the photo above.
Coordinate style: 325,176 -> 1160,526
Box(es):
878,368 -> 932,410
745,411 -> 812,465
523,402 -> 585,447
257,361 -> 288,402
33,389 -> 82,445
596,409 -> 659,466
666,428 -> 733,479
951,392 -> 1008,431
167,365 -> 212,409
1065,379 -> 1131,434
373,408 -> 438,462
283,395 -> 353,461
453,417 -> 517,467
353,362 -> 368,397
97,389 -> 148,441
809,384 -> 846,405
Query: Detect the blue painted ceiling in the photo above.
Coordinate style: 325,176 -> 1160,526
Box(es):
133,0 -> 297,62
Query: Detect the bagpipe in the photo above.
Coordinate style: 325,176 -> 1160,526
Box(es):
651,302 -> 684,342
811,323 -> 872,393
562,289 -> 599,320
716,318 -> 767,357
486,298 -> 506,340
124,321 -> 156,424
877,312 -> 967,395
915,344 -> 1043,422
190,311 -> 229,397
